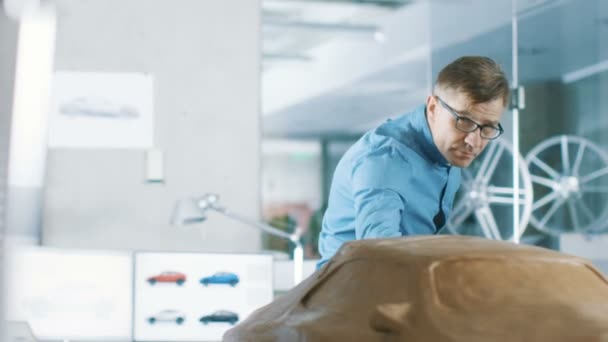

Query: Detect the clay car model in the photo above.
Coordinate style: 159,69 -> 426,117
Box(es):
147,309 -> 185,325
147,271 -> 186,285
200,310 -> 239,325
200,272 -> 239,287
224,235 -> 608,342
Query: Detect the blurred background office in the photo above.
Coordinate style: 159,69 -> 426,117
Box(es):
1,0 -> 608,341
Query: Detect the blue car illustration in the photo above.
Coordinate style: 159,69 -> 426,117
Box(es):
199,310 -> 239,325
200,272 -> 240,287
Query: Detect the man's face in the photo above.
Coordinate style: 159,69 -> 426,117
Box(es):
426,88 -> 505,168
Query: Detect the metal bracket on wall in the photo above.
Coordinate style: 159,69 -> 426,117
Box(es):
510,86 -> 525,111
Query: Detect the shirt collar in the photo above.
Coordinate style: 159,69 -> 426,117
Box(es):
414,104 -> 451,167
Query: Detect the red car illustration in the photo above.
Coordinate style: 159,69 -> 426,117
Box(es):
147,271 -> 186,285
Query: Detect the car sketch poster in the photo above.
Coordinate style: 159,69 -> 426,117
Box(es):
5,246 -> 133,341
48,71 -> 154,149
134,252 -> 274,342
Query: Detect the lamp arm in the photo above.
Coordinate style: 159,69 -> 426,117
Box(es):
209,205 -> 305,285
210,206 -> 299,242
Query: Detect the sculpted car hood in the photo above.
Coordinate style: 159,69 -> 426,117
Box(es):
224,235 -> 608,342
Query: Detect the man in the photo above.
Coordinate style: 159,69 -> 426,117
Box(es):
317,56 -> 509,267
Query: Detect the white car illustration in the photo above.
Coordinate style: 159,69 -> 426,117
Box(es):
147,309 -> 186,325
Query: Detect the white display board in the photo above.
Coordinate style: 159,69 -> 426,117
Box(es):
4,321 -> 38,342
5,246 -> 133,341
134,252 -> 274,342
560,233 -> 608,274
48,71 -> 154,149
560,233 -> 608,259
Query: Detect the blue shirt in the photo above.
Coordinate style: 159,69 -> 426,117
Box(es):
317,105 -> 461,267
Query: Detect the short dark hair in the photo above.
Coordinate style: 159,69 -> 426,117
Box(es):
435,56 -> 510,106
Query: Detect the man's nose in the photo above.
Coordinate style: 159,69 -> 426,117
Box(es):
464,129 -> 482,148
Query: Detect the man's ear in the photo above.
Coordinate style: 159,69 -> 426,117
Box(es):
426,95 -> 436,123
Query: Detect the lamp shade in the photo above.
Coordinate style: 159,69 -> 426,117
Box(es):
170,198 -> 207,226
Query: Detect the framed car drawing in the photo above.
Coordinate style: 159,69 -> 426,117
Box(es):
133,252 -> 273,341
4,246 -> 133,341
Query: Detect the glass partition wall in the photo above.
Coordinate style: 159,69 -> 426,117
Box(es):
518,0 -> 608,247
261,0 -> 608,259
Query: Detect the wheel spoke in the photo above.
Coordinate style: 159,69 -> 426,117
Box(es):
449,201 -> 475,227
539,197 -> 565,227
581,186 -> 608,193
532,190 -> 560,211
580,166 -> 608,185
520,189 -> 532,202
572,141 -> 586,176
475,143 -> 498,181
488,196 -> 514,205
530,175 -> 557,189
561,136 -> 571,174
482,144 -> 505,182
575,198 -> 595,223
529,156 -> 561,179
486,186 -> 529,204
451,196 -> 469,214
567,198 -> 582,232
475,206 -> 502,240
486,186 -> 516,194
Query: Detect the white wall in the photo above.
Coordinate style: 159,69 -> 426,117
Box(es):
0,7 -> 19,335
43,0 -> 262,253
262,139 -> 321,207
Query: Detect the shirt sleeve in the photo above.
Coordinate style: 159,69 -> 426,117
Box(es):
351,148 -> 410,240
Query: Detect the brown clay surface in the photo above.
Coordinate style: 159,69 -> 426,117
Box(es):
224,235 -> 608,342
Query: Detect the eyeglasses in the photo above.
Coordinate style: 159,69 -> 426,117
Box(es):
435,96 -> 504,140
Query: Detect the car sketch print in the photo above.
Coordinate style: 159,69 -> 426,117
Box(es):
60,96 -> 140,119
199,310 -> 239,325
148,309 -> 185,325
200,272 -> 240,287
147,271 -> 186,285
